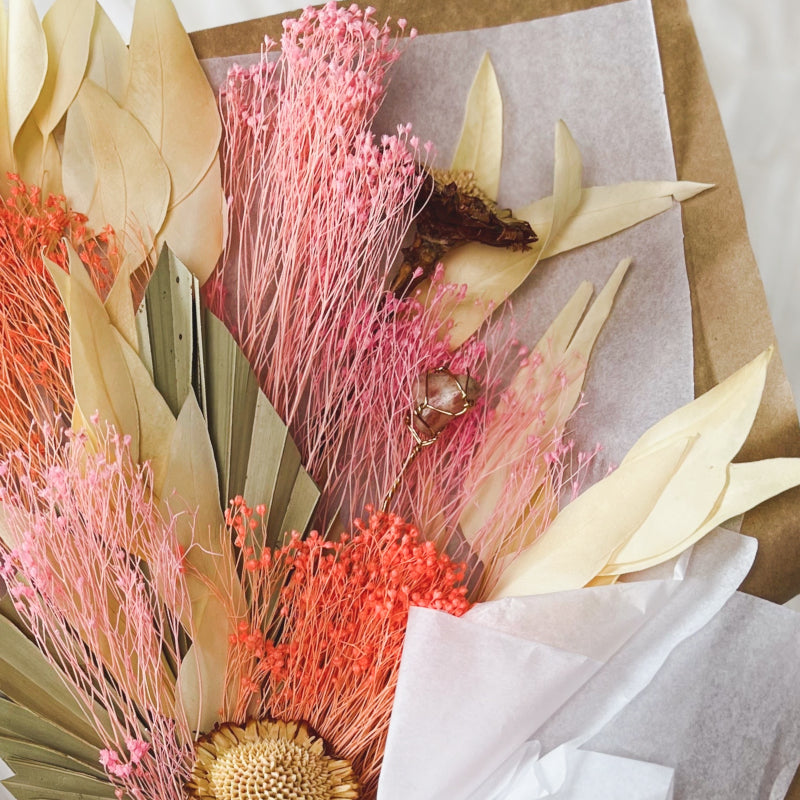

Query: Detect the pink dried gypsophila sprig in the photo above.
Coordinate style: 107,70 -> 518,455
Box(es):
223,501 -> 470,799
0,423 -> 196,800
207,2 -> 589,587
207,3 -> 425,497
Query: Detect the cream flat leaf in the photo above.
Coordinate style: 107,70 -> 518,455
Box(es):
46,251 -> 140,461
61,95 -> 96,214
0,6 -> 15,185
489,436 -> 693,599
165,394 -> 244,731
33,0 -> 94,136
459,259 -> 630,555
125,0 -> 221,205
155,154 -> 225,284
440,120 -> 582,347
113,328 -> 175,494
623,348 -> 771,463
6,0 -> 47,147
451,52 -> 503,200
85,3 -> 128,106
12,117 -> 62,196
603,458 -> 800,575
65,79 -> 170,253
600,350 -> 772,571
517,181 -> 713,259
103,261 -> 138,352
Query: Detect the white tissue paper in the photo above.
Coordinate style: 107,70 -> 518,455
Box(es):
379,529 -> 800,799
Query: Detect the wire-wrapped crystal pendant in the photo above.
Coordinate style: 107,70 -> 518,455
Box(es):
187,719 -> 359,800
381,368 -> 479,511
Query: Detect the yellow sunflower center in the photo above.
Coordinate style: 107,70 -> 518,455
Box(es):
187,719 -> 359,800
209,736 -> 330,799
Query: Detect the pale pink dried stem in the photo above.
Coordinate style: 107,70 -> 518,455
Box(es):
458,345 -> 600,597
209,5 -> 433,525
0,425 -> 196,800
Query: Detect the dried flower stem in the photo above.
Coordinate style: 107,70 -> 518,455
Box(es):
0,425 -> 195,800
224,502 -> 470,798
0,174 -> 118,469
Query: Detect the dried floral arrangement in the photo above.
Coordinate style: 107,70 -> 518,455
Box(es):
1,2 -> 799,799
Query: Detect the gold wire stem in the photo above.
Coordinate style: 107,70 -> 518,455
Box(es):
381,441 -> 424,512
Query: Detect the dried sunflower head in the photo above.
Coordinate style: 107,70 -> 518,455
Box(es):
187,719 -> 360,800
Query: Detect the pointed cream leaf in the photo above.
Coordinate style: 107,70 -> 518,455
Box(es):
585,349 -> 773,574
603,458 -> 800,575
64,79 -> 170,253
564,257 -> 630,365
164,394 -> 244,731
585,574 -> 618,587
85,3 -> 128,106
61,95 -> 96,214
459,282 -> 594,544
489,436 -> 693,599
12,117 -> 62,196
623,348 -> 771,463
125,0 -> 221,205
437,120 -> 583,347
451,52 -> 503,200
46,251 -> 141,461
708,459 -> 800,530
6,0 -> 47,147
103,262 -> 138,352
517,181 -> 713,259
0,6 -> 14,183
33,0 -> 94,137
113,328 -> 176,494
511,258 -> 630,442
155,154 -> 225,284
460,263 -> 629,558
536,279 -> 594,361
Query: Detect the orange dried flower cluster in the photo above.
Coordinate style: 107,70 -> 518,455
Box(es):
0,175 -> 118,462
225,499 -> 471,798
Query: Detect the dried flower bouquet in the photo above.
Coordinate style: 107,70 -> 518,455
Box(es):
1,2 -> 799,799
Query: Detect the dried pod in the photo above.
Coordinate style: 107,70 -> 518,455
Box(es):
411,368 -> 481,444
187,718 -> 360,800
391,168 -> 537,296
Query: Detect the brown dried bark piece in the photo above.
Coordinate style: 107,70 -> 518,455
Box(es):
391,168 -> 537,297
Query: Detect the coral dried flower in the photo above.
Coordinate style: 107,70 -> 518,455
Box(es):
225,504 -> 471,799
0,174 -> 118,465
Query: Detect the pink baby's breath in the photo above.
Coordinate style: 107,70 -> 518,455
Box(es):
0,425 -> 196,800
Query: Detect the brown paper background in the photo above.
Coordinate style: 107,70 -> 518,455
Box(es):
190,1 -> 800,602
191,4 -> 800,794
